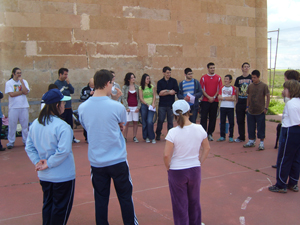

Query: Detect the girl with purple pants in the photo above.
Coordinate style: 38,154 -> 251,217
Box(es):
164,100 -> 210,225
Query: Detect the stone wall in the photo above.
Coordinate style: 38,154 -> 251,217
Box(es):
0,0 -> 267,121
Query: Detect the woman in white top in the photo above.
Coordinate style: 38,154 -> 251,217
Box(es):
164,100 -> 210,225
269,80 -> 300,193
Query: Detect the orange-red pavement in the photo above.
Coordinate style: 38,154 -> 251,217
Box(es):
1,116 -> 299,225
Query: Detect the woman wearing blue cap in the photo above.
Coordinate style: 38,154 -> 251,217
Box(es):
25,89 -> 75,225
164,100 -> 210,225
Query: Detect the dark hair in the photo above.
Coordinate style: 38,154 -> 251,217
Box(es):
48,84 -> 58,91
10,67 -> 21,79
184,68 -> 192,75
162,66 -> 171,73
251,70 -> 260,78
174,110 -> 191,128
283,80 -> 300,98
94,69 -> 113,90
110,70 -> 115,75
225,74 -> 232,80
58,68 -> 68,76
124,72 -> 135,86
207,62 -> 215,68
284,70 -> 300,81
242,62 -> 250,68
38,101 -> 62,126
140,74 -> 151,90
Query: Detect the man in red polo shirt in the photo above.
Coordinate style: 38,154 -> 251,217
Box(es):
200,62 -> 223,141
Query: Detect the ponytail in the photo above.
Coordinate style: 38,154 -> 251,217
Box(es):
174,110 -> 192,128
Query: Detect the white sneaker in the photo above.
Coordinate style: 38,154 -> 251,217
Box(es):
152,139 -> 156,144
133,137 -> 139,143
73,138 -> 80,143
145,138 -> 150,143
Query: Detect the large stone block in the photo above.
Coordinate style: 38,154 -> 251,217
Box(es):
216,46 -> 235,58
41,14 -> 81,28
123,6 -> 170,21
0,27 -> 13,42
139,0 -> 171,10
18,1 -> 74,14
255,8 -> 267,18
171,10 -> 206,22
0,53 -> 34,70
13,27 -> 72,42
201,2 -> 226,14
32,56 -> 88,70
37,42 -> 86,55
76,3 -> 101,15
96,43 -> 138,56
152,57 -> 170,69
221,0 -> 244,6
149,20 -> 176,33
183,46 -> 197,57
5,12 -> 41,27
155,45 -> 183,57
226,15 -> 248,26
255,27 -> 267,38
236,26 -> 255,37
255,17 -> 267,28
245,0 -> 256,7
235,47 -> 249,59
255,0 -> 267,8
169,32 -> 196,45
100,5 -> 123,17
225,36 -> 248,48
208,24 -> 232,36
0,0 -> 18,12
196,46 -> 210,57
226,5 -> 255,18
126,18 -> 150,31
247,37 -> 256,48
255,37 -> 267,48
73,29 -> 132,43
207,13 -> 226,24
90,16 -> 127,30
132,31 -> 169,44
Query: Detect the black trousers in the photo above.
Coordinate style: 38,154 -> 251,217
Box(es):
220,107 -> 234,138
0,118 -> 3,149
40,179 -> 75,225
61,108 -> 76,140
91,162 -> 138,225
200,101 -> 218,135
235,103 -> 247,141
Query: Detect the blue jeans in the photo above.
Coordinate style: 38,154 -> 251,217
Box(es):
156,106 -> 173,137
246,112 -> 265,140
140,104 -> 155,140
189,105 -> 198,123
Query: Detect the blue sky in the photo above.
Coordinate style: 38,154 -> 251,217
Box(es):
267,0 -> 300,69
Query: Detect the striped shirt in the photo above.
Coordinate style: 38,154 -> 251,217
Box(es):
182,79 -> 195,105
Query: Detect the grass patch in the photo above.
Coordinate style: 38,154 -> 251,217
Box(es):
267,99 -> 285,115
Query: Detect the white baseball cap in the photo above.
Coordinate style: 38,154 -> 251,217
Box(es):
172,100 -> 190,116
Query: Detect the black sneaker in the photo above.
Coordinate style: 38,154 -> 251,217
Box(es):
272,165 -> 277,168
0,147 -> 6,151
287,185 -> 299,192
268,185 -> 287,193
156,135 -> 160,141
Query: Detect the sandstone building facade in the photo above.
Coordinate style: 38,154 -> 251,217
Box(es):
0,0 -> 267,120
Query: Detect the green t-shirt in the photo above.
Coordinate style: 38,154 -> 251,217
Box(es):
139,85 -> 154,105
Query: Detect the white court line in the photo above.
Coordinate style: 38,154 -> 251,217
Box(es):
241,197 -> 252,210
239,216 -> 245,225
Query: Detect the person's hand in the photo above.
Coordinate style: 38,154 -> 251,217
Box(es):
245,108 -> 248,112
184,96 -> 190,102
208,96 -> 215,103
169,90 -> 176,95
18,77 -> 23,82
151,104 -> 155,109
66,77 -> 70,84
115,88 -> 123,98
119,122 -> 125,132
90,90 -> 94,95
127,109 -> 130,112
264,108 -> 268,114
135,108 -> 139,113
35,159 -> 48,171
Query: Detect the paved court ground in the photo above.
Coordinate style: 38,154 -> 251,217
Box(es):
1,116 -> 299,225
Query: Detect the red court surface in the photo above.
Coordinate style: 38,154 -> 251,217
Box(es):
1,116 -> 299,225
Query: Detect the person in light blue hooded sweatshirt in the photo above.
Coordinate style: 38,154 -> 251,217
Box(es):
25,88 -> 75,225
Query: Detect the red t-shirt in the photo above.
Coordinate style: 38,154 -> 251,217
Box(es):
128,91 -> 138,107
200,74 -> 223,102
